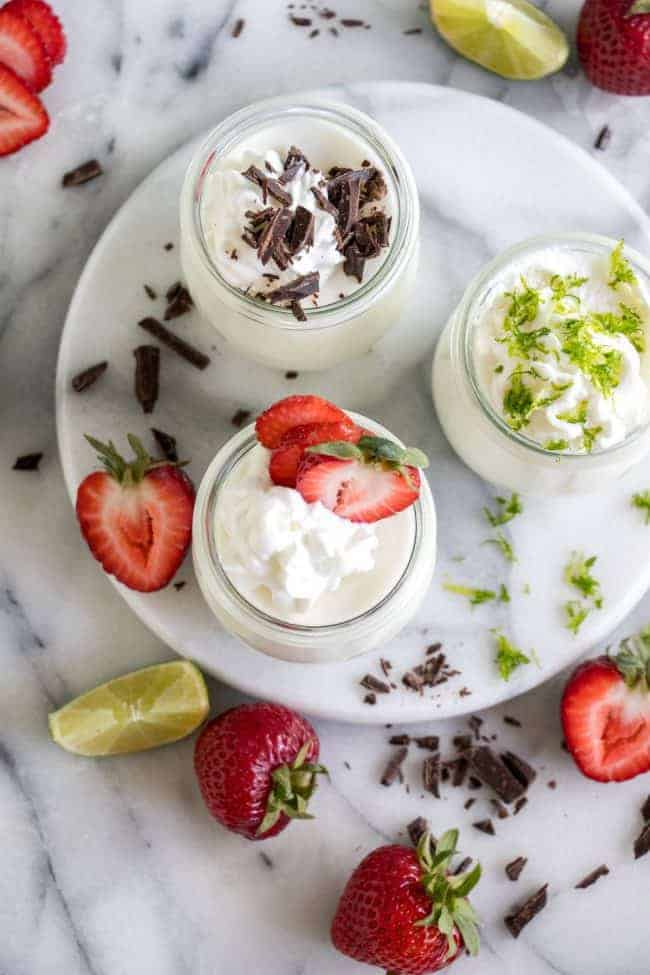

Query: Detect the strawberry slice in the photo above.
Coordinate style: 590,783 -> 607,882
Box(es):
0,62 -> 48,155
255,395 -> 348,449
76,434 -> 194,593
4,0 -> 66,67
561,634 -> 650,782
269,419 -> 362,488
0,8 -> 52,92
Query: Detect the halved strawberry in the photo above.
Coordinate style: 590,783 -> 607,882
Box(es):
255,395 -> 348,449
4,0 -> 66,67
561,633 -> 650,782
269,419 -> 362,488
0,62 -> 48,155
0,8 -> 51,92
76,434 -> 194,593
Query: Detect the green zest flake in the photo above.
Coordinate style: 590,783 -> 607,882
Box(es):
443,582 -> 496,607
484,531 -> 516,563
494,364 -> 504,374
632,491 -> 650,524
565,551 -> 602,605
493,631 -> 530,680
497,280 -> 551,362
498,583 -> 510,603
550,272 -> 588,308
557,399 -> 588,425
582,425 -> 603,453
565,600 -> 589,636
483,492 -> 523,527
560,320 -> 623,397
545,438 -> 569,451
503,368 -> 535,430
414,831 -> 481,959
608,240 -> 637,290
590,304 -> 645,353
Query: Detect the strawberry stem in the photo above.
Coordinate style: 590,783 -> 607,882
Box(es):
85,433 -> 187,485
614,627 -> 650,691
256,738 -> 328,836
414,830 -> 481,959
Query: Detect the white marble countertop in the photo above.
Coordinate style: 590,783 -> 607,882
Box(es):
2,1 -> 650,972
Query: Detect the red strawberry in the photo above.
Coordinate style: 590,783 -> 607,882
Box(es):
75,434 -> 194,593
193,702 -> 326,841
577,0 -> 650,95
296,438 -> 423,523
255,395 -> 348,449
561,631 -> 650,781
0,7 -> 51,92
0,62 -> 48,155
5,0 -> 66,67
331,830 -> 481,974
269,418 -> 362,488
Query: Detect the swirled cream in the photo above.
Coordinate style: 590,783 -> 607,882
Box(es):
473,242 -> 650,452
215,445 -> 415,625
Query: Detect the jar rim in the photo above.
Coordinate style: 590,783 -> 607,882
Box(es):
456,232 -> 650,463
180,95 -> 418,333
193,421 -> 427,637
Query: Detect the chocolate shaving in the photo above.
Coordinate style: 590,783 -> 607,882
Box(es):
13,452 -> 42,471
341,18 -> 365,26
173,581 -> 186,591
288,206 -> 315,255
453,735 -> 472,752
505,857 -> 527,882
407,816 -> 429,847
547,780 -> 557,790
468,776 -> 482,790
134,345 -> 159,414
402,670 -> 424,693
310,185 -> 338,218
380,658 -> 392,677
257,208 -> 293,265
285,370 -> 298,379
151,428 -> 178,462
164,286 -> 193,321
231,17 -> 245,37
62,159 -> 103,187
473,819 -> 495,836
642,795 -> 650,822
360,674 -> 390,695
343,242 -> 366,284
290,300 -> 306,322
491,799 -> 510,820
364,692 -> 376,706
505,886 -> 548,939
337,176 -> 361,234
267,271 -> 320,303
422,754 -> 440,798
389,734 -> 410,746
381,747 -> 407,786
231,408 -> 251,428
469,716 -> 483,739
414,736 -> 439,751
503,715 -> 522,728
259,851 -> 273,869
634,823 -> 650,860
281,146 -> 310,182
138,318 -> 210,370
144,284 -> 157,300
501,751 -> 537,789
464,798 -> 476,810
575,864 -> 609,889
403,27 -> 422,34
470,747 -> 526,803
594,125 -> 611,151
290,15 -> 312,25
513,797 -> 528,815
71,361 -> 108,392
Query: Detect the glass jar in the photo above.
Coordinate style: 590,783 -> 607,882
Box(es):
180,95 -> 420,372
432,233 -> 650,495
192,414 -> 437,664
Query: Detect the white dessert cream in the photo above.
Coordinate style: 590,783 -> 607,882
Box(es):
432,235 -> 650,495
215,445 -> 415,627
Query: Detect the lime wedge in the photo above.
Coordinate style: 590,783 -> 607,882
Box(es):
49,661 -> 209,756
430,0 -> 569,80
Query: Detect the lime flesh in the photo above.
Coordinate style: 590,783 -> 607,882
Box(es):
430,0 -> 569,80
49,660 -> 209,756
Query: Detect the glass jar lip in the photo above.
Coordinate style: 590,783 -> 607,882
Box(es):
180,94 -> 418,333
457,231 -> 650,462
194,421 -> 425,635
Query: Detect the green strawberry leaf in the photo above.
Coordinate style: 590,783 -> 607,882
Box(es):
305,441 -> 363,459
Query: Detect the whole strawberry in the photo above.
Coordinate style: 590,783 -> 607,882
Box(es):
577,0 -> 650,95
194,702 -> 326,840
332,830 -> 481,975
561,627 -> 650,781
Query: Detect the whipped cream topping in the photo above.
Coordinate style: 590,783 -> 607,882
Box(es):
473,244 -> 650,453
216,446 -> 379,617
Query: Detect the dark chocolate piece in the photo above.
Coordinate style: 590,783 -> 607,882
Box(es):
71,361 -> 108,392
289,300 -> 306,322
453,856 -> 473,875
231,408 -> 251,428
380,658 -> 392,677
310,185 -> 339,218
341,18 -> 365,26
501,750 -> 537,789
503,715 -> 522,728
62,159 -> 103,187
360,674 -> 390,695
422,754 -> 440,798
337,176 -> 361,234
259,851 -> 273,868
138,318 -> 210,370
505,886 -> 548,939
407,816 -> 429,847
320,8 -> 336,18
281,146 -> 310,182
453,734 -> 473,752
290,15 -> 312,25
451,757 -> 468,788
594,125 -> 611,150
513,797 -> 528,815
134,345 -> 159,414
13,452 -> 42,471
389,734 -> 410,746
343,242 -> 366,283
414,736 -> 439,751
173,581 -> 186,591
464,798 -> 476,810
164,242 -> 174,251
267,271 -> 320,304
473,819 -> 495,836
285,371 -> 298,380
381,747 -> 407,786
231,17 -> 245,37
642,795 -> 650,822
469,746 -> 526,803
288,205 -> 315,255
575,865 -> 609,889
468,776 -> 482,790
151,428 -> 178,462
547,780 -> 557,790
164,286 -> 193,320
403,27 -> 422,34
144,284 -> 157,300
491,799 -> 510,820
469,715 -> 483,739
364,692 -> 377,705
257,208 -> 293,265
402,670 -> 424,693
505,857 -> 527,882
634,823 -> 650,860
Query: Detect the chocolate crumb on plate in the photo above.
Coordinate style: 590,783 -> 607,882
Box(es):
470,746 -> 526,803
594,125 -> 611,150
164,242 -> 174,251
505,885 -> 548,939
464,797 -> 476,810
402,670 -> 424,693
309,28 -> 319,36
267,271 -> 320,304
501,750 -> 537,789
71,361 -> 108,392
467,776 -> 482,790
381,747 -> 407,787
473,818 -> 495,836
363,692 -> 377,706
453,734 -> 472,752
453,856 -> 473,876
427,641 -> 442,656
151,428 -> 178,462
259,851 -> 273,869
290,14 -> 312,25
407,816 -> 429,847
285,370 -> 299,380
634,822 -> 650,859
403,27 -> 422,34
173,581 -> 186,591
491,799 -> 510,820
330,26 -> 338,35
641,795 -> 650,822
389,734 -> 410,746
231,17 -> 245,37
513,797 -> 528,815
290,300 -> 307,322
320,7 -> 336,18
547,780 -> 557,790
503,715 -> 522,728
414,736 -> 439,751
144,284 -> 157,300
360,674 -> 390,695
451,756 -> 469,788
469,715 -> 483,739
138,317 -> 210,370
134,346 -> 159,414
340,18 -> 365,26
575,864 -> 609,889
505,856 -> 527,882
422,754 -> 440,798
62,159 -> 103,187
231,408 -> 251,428
13,452 -> 43,471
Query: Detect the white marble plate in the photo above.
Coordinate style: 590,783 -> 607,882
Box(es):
56,82 -> 650,723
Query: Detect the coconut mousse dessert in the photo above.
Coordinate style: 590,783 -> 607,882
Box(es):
433,234 -> 650,494
193,395 -> 436,663
180,96 -> 419,371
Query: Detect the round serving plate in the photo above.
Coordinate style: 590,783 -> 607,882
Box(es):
56,81 -> 650,723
